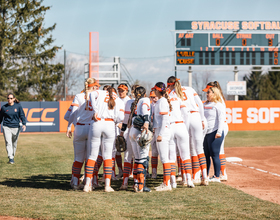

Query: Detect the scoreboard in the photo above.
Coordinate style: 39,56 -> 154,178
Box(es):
175,21 -> 280,66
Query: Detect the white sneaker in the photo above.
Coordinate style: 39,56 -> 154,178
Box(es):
220,174 -> 228,181
171,182 -> 177,189
154,183 -> 165,189
176,176 -> 182,182
155,183 -> 172,191
200,179 -> 209,186
83,184 -> 93,192
193,178 -> 202,185
209,176 -> 221,183
187,181 -> 195,188
119,184 -> 128,190
104,186 -> 114,192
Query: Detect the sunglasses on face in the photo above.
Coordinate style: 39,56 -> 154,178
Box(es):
7,97 -> 13,100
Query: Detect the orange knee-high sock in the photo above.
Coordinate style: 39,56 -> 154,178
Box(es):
220,154 -> 226,175
122,162 -> 131,185
183,159 -> 192,175
96,155 -> 103,170
198,153 -> 207,170
85,159 -> 96,179
133,162 -> 137,181
72,161 -> 83,179
191,156 -> 200,179
180,158 -> 185,176
112,157 -> 116,176
163,163 -> 171,186
104,159 -> 112,184
137,164 -> 145,190
170,162 -> 176,177
116,154 -> 123,172
177,156 -> 181,173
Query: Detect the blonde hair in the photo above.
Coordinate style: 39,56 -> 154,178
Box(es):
167,76 -> 184,101
84,78 -> 96,110
206,87 -> 222,104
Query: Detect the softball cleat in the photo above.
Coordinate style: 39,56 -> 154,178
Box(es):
155,183 -> 172,191
104,186 -> 115,192
83,184 -> 93,193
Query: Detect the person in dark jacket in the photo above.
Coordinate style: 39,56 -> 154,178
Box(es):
0,93 -> 26,164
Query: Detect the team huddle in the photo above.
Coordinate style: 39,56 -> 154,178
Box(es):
64,76 -> 228,192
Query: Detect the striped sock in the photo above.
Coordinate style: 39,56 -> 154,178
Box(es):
151,156 -> 158,171
112,157 -> 116,177
72,161 -> 83,179
85,159 -> 95,179
191,156 -> 200,180
133,162 -> 137,182
116,154 -> 123,172
104,159 -> 112,186
180,158 -> 185,176
96,155 -> 103,170
137,164 -> 145,190
198,153 -> 207,179
163,163 -> 171,186
183,159 -> 192,175
220,154 -> 226,175
130,158 -> 134,176
170,162 -> 176,177
122,162 -> 131,185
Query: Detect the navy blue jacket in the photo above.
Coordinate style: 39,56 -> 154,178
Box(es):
0,103 -> 27,128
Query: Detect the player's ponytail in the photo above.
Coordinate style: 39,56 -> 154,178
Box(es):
167,76 -> 184,101
84,78 -> 96,110
127,86 -> 146,128
206,81 -> 226,101
154,82 -> 172,111
107,87 -> 116,110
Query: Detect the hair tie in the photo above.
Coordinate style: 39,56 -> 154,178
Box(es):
162,83 -> 166,91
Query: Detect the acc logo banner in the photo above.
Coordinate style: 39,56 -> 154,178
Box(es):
225,100 -> 280,131
20,102 -> 59,132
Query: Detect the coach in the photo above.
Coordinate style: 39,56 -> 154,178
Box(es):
0,93 -> 26,164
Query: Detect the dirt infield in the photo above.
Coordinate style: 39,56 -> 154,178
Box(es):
224,146 -> 280,205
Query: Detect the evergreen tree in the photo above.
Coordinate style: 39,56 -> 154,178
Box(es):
240,66 -> 265,100
0,0 -> 63,101
262,67 -> 280,100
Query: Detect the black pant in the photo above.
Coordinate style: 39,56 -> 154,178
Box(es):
203,130 -> 224,178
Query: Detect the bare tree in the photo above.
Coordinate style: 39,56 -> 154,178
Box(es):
192,70 -> 213,100
56,57 -> 84,100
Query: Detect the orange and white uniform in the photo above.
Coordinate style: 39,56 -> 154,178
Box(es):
67,92 -> 93,187
84,90 -> 124,188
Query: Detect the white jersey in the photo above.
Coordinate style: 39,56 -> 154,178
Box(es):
124,99 -> 134,124
68,92 -> 93,126
153,97 -> 170,129
64,105 -> 73,122
169,91 -> 188,123
135,97 -> 150,116
203,101 -> 224,135
89,90 -> 124,123
120,96 -> 131,107
181,86 -> 205,121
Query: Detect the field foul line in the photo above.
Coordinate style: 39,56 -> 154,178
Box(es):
229,162 -> 280,177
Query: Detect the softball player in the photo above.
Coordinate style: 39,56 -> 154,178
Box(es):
203,81 -> 228,181
149,91 -> 159,179
66,78 -> 99,190
167,76 -> 208,186
114,84 -> 131,179
83,87 -> 124,192
203,86 -> 225,182
168,87 -> 195,188
152,82 -> 174,191
127,86 -> 151,193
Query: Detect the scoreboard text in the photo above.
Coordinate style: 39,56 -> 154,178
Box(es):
175,21 -> 280,66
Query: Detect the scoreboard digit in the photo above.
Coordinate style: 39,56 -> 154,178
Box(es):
175,21 -> 280,66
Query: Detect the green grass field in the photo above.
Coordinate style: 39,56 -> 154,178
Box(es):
0,131 -> 280,219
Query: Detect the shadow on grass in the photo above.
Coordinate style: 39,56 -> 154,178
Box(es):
0,174 -> 165,191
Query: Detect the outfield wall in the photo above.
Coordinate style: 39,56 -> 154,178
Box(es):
1,100 -> 280,132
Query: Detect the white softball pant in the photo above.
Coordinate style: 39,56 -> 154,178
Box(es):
189,112 -> 204,156
129,127 -> 149,163
170,123 -> 190,161
87,120 -> 115,161
73,124 -> 89,163
123,128 -> 134,163
155,127 -> 171,164
220,122 -> 229,154
2,126 -> 21,159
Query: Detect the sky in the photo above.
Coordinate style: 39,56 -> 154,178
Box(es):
44,0 -> 280,95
